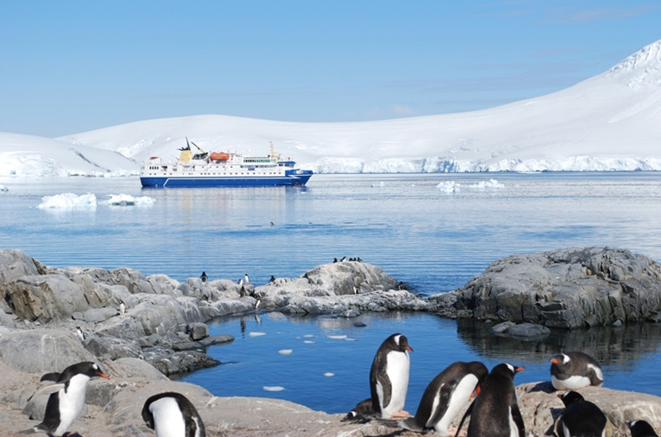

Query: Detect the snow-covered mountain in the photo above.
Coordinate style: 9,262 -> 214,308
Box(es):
2,40 -> 661,177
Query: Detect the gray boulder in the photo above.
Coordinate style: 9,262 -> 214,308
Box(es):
432,247 -> 661,328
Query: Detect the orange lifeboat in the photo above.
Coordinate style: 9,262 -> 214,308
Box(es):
210,152 -> 230,161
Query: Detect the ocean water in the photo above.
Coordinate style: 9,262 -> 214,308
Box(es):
2,172 -> 661,414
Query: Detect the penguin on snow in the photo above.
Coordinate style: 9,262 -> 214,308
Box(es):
28,361 -> 109,437
401,361 -> 488,436
550,351 -> 604,390
628,420 -> 659,437
554,390 -> 607,437
369,333 -> 413,419
459,363 -> 525,437
142,391 -> 206,437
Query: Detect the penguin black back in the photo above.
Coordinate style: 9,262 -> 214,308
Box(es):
342,398 -> 374,423
465,363 -> 525,437
628,419 -> 659,437
142,391 -> 206,437
555,391 -> 607,437
402,361 -> 488,434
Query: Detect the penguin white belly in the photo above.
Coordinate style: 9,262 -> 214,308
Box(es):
149,397 -> 186,437
432,374 -> 478,434
552,374 -> 590,390
381,351 -> 410,418
508,406 -> 519,437
53,375 -> 90,436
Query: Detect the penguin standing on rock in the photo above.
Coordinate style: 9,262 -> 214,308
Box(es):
550,351 -> 604,390
28,362 -> 110,437
401,361 -> 488,436
554,391 -> 607,437
370,333 -> 413,419
628,420 -> 659,437
142,392 -> 206,437
462,363 -> 525,437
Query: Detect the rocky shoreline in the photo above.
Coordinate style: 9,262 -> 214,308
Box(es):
2,247 -> 661,436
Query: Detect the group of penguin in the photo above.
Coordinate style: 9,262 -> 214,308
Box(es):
23,361 -> 205,437
344,333 -> 659,437
22,334 -> 659,437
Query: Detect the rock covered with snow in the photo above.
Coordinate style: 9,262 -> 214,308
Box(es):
432,247 -> 661,328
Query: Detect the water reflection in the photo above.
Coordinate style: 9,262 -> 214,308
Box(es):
456,319 -> 661,368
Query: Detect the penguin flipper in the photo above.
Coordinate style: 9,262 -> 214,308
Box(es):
426,383 -> 454,428
370,355 -> 392,412
26,382 -> 65,402
40,372 -> 61,382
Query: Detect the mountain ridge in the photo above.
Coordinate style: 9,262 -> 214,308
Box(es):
2,39 -> 661,177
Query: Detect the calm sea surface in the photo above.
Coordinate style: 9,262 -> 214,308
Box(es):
1,172 -> 661,413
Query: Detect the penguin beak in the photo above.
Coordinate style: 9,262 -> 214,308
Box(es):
97,372 -> 110,380
550,358 -> 558,364
405,345 -> 413,352
515,366 -> 524,373
471,386 -> 481,399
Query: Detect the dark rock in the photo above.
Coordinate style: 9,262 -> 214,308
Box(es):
432,247 -> 661,328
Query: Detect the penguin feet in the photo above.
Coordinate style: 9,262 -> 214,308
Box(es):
390,409 -> 412,419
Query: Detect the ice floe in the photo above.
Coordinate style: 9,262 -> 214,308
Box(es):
263,386 -> 285,392
37,193 -> 97,209
249,332 -> 267,337
324,373 -> 335,377
106,193 -> 156,206
278,349 -> 293,355
327,335 -> 347,340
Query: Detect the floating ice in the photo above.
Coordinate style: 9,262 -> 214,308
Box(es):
279,349 -> 293,355
437,181 -> 460,194
37,193 -> 97,209
344,338 -> 358,342
263,386 -> 285,392
324,373 -> 335,377
303,334 -> 315,338
468,179 -> 505,190
328,335 -> 347,340
303,340 -> 315,344
107,193 -> 156,206
249,332 -> 267,337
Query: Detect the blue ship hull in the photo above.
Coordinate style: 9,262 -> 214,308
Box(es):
141,171 -> 313,188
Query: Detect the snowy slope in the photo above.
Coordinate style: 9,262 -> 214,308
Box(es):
2,40 -> 661,177
0,132 -> 138,177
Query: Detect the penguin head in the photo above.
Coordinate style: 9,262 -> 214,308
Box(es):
627,419 -> 659,437
80,362 -> 110,380
558,390 -> 585,407
389,333 -> 413,353
498,363 -> 524,375
550,353 -> 570,366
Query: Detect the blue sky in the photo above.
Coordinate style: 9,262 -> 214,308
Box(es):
1,1 -> 660,137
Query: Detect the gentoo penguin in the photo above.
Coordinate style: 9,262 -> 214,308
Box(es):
200,271 -> 207,282
31,362 -> 109,437
74,326 -> 86,342
550,351 -> 604,390
554,391 -> 607,437
244,273 -> 250,284
118,299 -> 126,315
342,398 -> 374,423
142,391 -> 206,437
628,420 -> 659,437
370,333 -> 413,419
340,256 -> 346,262
269,275 -> 276,283
463,363 -> 525,437
401,361 -> 488,436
